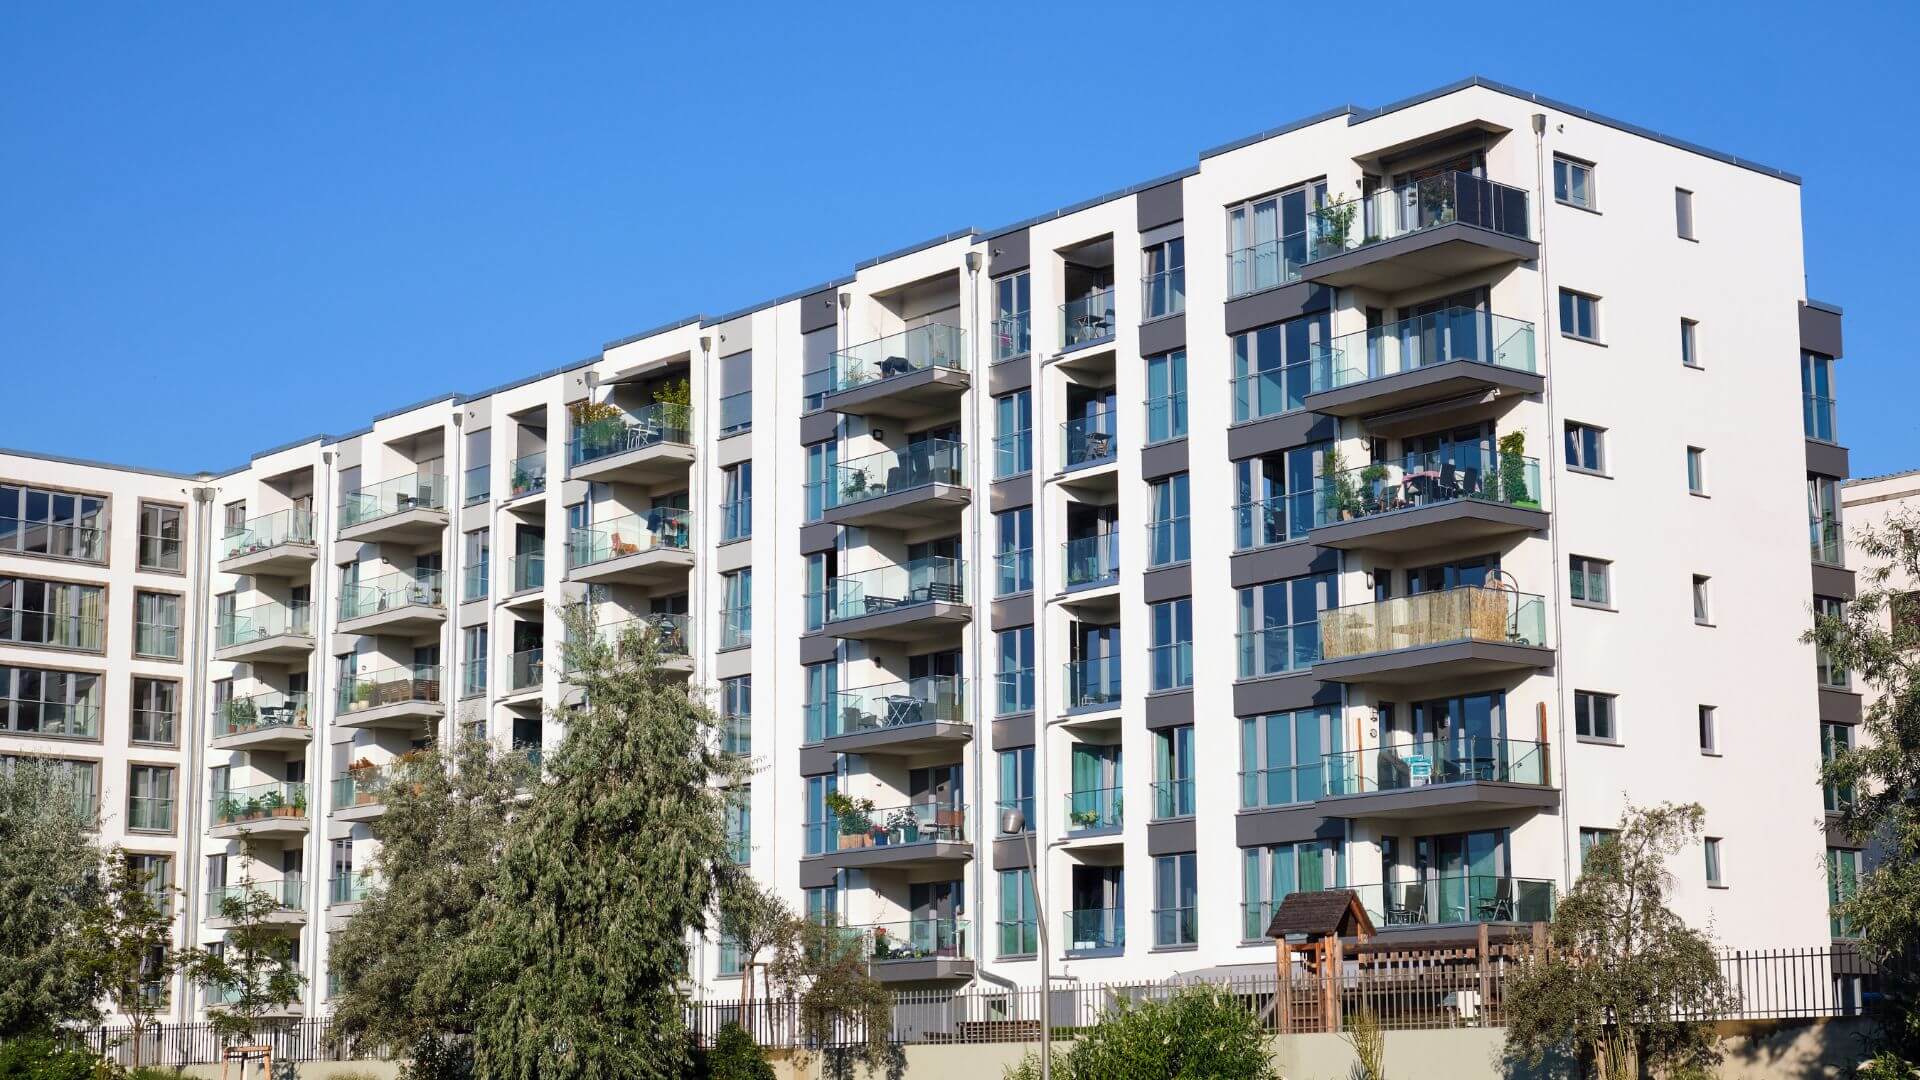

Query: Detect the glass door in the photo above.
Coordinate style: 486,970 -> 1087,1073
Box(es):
1421,829 -> 1505,924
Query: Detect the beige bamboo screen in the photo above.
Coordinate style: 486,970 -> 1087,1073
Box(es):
1320,587 -> 1530,660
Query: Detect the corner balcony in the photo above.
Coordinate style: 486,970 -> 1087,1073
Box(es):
331,767 -> 387,823
214,601 -> 314,663
855,919 -> 974,983
1315,586 -> 1552,685
565,509 -> 693,586
210,691 -> 312,751
1309,447 -> 1545,553
337,569 -> 446,636
1350,876 -> 1556,930
1321,736 -> 1558,820
824,324 -> 970,420
334,665 -> 444,730
816,441 -> 969,529
823,558 -> 969,643
206,879 -> 307,930
814,802 -> 970,871
565,403 -> 695,485
218,509 -> 318,576
819,675 -> 970,755
1303,309 -> 1540,418
1300,171 -> 1536,292
208,782 -> 311,840
338,474 -> 448,544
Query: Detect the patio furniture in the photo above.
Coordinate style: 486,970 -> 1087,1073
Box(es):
1476,878 -> 1516,921
1388,882 -> 1427,925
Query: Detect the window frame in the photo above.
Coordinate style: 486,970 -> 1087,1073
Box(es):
1152,851 -> 1199,948
1675,187 -> 1696,241
1564,421 -> 1607,476
1149,597 -> 1193,692
1692,575 -> 1712,625
1574,690 -> 1618,744
1704,836 -> 1724,887
1552,155 -> 1596,211
1146,473 -> 1190,568
1680,318 -> 1701,369
1569,555 -> 1612,609
1698,704 -> 1719,756
1687,447 -> 1708,496
1558,288 -> 1601,343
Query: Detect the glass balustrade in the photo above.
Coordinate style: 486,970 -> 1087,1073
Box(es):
826,441 -> 964,509
1232,491 -> 1315,550
1305,171 -> 1530,262
1324,736 -> 1550,796
209,781 -> 309,827
507,453 -> 548,499
1151,777 -> 1193,820
1149,641 -> 1192,692
1064,656 -> 1120,711
509,552 -> 543,594
1348,876 -> 1555,927
859,918 -> 969,963
221,508 -> 316,561
0,697 -> 97,738
504,648 -> 543,692
1315,447 -> 1541,528
329,873 -> 371,905
1063,534 -> 1119,587
567,508 -> 692,568
567,401 -> 694,468
1312,309 -> 1536,391
218,601 -> 312,647
824,676 -> 966,739
212,690 -> 310,739
825,557 -> 966,622
993,312 -> 1031,361
1142,266 -> 1185,319
1319,586 -> 1549,660
1061,288 -> 1116,349
208,878 -> 306,914
1065,786 -> 1122,832
829,324 -> 967,394
338,569 -> 443,621
1064,907 -> 1125,954
1062,410 -> 1117,468
815,802 -> 967,851
339,474 -> 447,529
336,665 -> 442,713
1,604 -> 103,651
1226,230 -> 1308,298
463,463 -> 490,506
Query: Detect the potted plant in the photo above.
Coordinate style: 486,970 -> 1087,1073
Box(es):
289,787 -> 308,816
1498,431 -> 1536,507
1359,462 -> 1389,515
885,807 -> 921,844
351,682 -> 377,712
348,756 -> 377,775
1320,447 -> 1360,522
1070,807 -> 1101,830
840,469 -> 870,501
262,788 -> 288,817
217,795 -> 244,824
824,792 -> 875,849
1316,193 -> 1359,257
652,377 -> 692,434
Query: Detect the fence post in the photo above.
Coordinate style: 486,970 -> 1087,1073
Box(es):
1477,923 -> 1492,1011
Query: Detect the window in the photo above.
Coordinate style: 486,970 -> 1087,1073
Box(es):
1578,828 -> 1618,869
1680,319 -> 1701,368
804,443 -> 837,522
1152,726 -> 1193,819
801,327 -> 833,413
0,484 -> 108,562
1558,289 -> 1600,342
1232,313 -> 1328,421
128,853 -> 172,911
804,552 -> 832,632
720,569 -> 751,649
992,272 -> 1031,361
128,764 -> 175,832
803,774 -> 837,856
1692,575 -> 1712,624
1150,599 -> 1192,692
718,355 -> 752,436
1234,444 -> 1325,548
1574,690 -> 1616,742
1565,422 -> 1606,474
131,678 -> 176,745
1803,352 -> 1838,442
1153,852 -> 1198,947
1240,708 -> 1341,808
802,662 -> 836,743
1822,723 -> 1855,812
1828,848 -> 1861,938
1226,181 -> 1324,297
1810,476 -> 1842,564
1686,447 -> 1707,495
1147,474 -> 1190,567
1145,350 -> 1187,443
0,575 -> 105,651
222,501 -> 247,534
993,391 -> 1032,478
1143,237 -> 1184,319
725,785 -> 750,866
134,592 -> 180,659
461,626 -> 487,698
1242,841 -> 1342,939
1704,837 -> 1724,887
804,883 -> 839,927
1698,705 -> 1718,755
1,665 -> 102,738
716,935 -> 742,976
999,869 -> 1037,957
1236,572 -> 1337,678
1553,155 -> 1595,209
137,503 -> 183,572
720,677 -> 750,756
720,463 -> 751,542
1569,556 -> 1611,607
998,747 -> 1035,832
1675,188 -> 1695,240
3,755 -> 99,820
996,627 -> 1035,715
994,508 -> 1033,596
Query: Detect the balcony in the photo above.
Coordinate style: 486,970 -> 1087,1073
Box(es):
1349,876 -> 1556,929
1064,908 -> 1125,958
338,474 -> 448,543
210,691 -> 312,751
1301,172 -> 1535,292
566,403 -> 695,485
1063,656 -> 1121,716
1065,786 -> 1122,837
1303,309 -> 1541,418
504,553 -> 544,607
1062,534 -> 1119,592
337,569 -> 446,636
565,509 -> 693,586
332,767 -> 387,823
1060,288 -> 1116,352
824,325 -> 970,419
815,802 -> 970,870
819,675 -> 969,755
501,647 -> 544,701
503,452 -> 548,506
214,601 -> 313,663
219,509 -> 318,575
565,613 -> 693,677
329,872 -> 372,908
816,441 -> 969,529
206,879 -> 307,929
856,919 -> 973,982
1321,735 -> 1555,821
1060,410 -> 1117,474
1309,447 -> 1546,553
823,558 -> 969,643
335,665 -> 444,730
208,782 -> 311,839
1315,587 -> 1551,685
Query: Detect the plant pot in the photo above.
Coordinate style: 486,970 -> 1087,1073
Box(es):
838,833 -> 870,850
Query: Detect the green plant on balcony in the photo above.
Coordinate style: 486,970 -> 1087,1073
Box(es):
217,795 -> 245,823
1498,431 -> 1536,507
1070,806 -> 1101,830
1359,462 -> 1389,514
351,681 -> 377,711
883,807 -> 921,843
511,465 -> 534,495
290,787 -> 308,815
652,377 -> 692,430
1316,193 -> 1359,256
261,788 -> 287,816
1321,447 -> 1361,521
225,698 -> 258,732
823,792 -> 875,843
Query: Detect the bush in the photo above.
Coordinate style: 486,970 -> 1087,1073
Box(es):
1862,1054 -> 1920,1080
1005,986 -> 1276,1080
0,1038 -> 106,1080
701,1023 -> 773,1080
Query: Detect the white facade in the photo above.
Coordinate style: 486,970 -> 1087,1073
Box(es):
0,78 -> 1856,1019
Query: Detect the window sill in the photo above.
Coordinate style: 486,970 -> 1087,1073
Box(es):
1145,559 -> 1191,572
1567,466 -> 1611,480
1701,750 -> 1723,758
0,730 -> 104,745
1577,736 -> 1623,748
1571,599 -> 1617,613
717,642 -> 751,654
717,535 -> 750,547
1683,362 -> 1705,372
991,352 -> 1032,366
997,952 -> 1037,962
993,588 -> 1035,601
1140,309 -> 1185,326
1150,943 -> 1199,954
1141,434 -> 1188,450
1561,333 -> 1606,347
0,549 -> 110,569
1150,814 -> 1196,824
1556,199 -> 1603,216
1690,491 -> 1711,500
1145,686 -> 1193,699
1707,883 -> 1729,891
137,565 -> 189,577
1695,620 -> 1715,628
992,470 -> 1033,484
1679,235 -> 1700,244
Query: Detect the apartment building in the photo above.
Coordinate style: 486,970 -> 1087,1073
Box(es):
0,76 -> 1857,1019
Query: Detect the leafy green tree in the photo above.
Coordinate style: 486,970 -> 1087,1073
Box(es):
0,758 -> 102,1037
764,916 -> 894,1079
1004,985 -> 1277,1080
0,1036 -> 107,1080
329,736 -> 530,1078
467,606 -> 743,1080
1503,802 -> 1738,1079
718,879 -> 794,1009
700,1022 -> 774,1080
183,847 -> 304,1043
76,848 -> 182,1068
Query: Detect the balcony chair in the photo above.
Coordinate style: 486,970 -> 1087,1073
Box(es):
1475,878 -> 1517,922
1388,882 -> 1428,925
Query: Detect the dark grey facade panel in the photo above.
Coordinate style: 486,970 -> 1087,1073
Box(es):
1146,819 -> 1196,857
1232,674 -> 1339,717
994,837 -> 1034,871
1799,301 -> 1843,358
1226,412 -> 1340,461
992,592 -> 1034,630
1141,564 -> 1191,605
799,410 -> 838,446
1136,178 -> 1184,231
1819,687 -> 1863,726
1139,439 -> 1188,481
799,632 -> 839,666
1138,313 -> 1186,357
1223,281 -> 1333,336
799,858 -> 839,889
1143,689 -> 1194,730
798,744 -> 838,777
801,289 -> 840,334
1806,439 -> 1849,479
991,476 -> 1034,512
1229,543 -> 1339,589
993,712 -> 1034,749
988,356 -> 1033,396
1234,806 -> 1339,848
1812,563 -> 1857,601
798,522 -> 838,556
988,229 -> 1030,277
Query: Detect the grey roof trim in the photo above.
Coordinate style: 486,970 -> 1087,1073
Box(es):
852,228 -> 975,272
0,446 -> 218,482
248,434 -> 329,461
455,353 -> 604,405
1198,105 -> 1359,160
1844,466 -> 1920,488
979,166 -> 1201,243
601,314 -> 706,352
1806,298 -> 1844,315
700,276 -> 855,329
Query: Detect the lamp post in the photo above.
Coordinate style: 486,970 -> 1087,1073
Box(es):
999,805 -> 1050,1080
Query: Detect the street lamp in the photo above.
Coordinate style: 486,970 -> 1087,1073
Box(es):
998,805 -> 1050,1080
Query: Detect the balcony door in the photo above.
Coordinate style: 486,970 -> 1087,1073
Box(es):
1068,865 -> 1123,948
1378,151 -> 1486,235
1397,692 -> 1506,778
1396,287 -> 1488,371
1416,827 -> 1508,925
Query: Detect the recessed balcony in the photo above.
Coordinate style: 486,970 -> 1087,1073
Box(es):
502,552 -> 545,609
815,441 -> 969,529
563,613 -> 694,678
1315,586 -> 1552,685
334,665 -> 444,730
824,324 -> 970,419
331,768 -> 387,823
501,452 -> 549,510
1062,656 -> 1121,719
329,872 -> 372,910
1303,309 -> 1541,418
1308,447 -> 1546,553
208,781 -> 311,840
1064,786 -> 1122,841
565,509 -> 693,586
206,879 -> 307,929
1349,876 -> 1556,930
499,647 -> 544,704
1059,287 -> 1116,352
1321,736 -> 1558,820
214,601 -> 314,663
1064,907 -> 1125,958
823,558 -> 969,643
336,569 -> 446,636
818,675 -> 970,756
218,509 -> 318,576
210,691 -> 312,751
1300,171 -> 1536,292
814,802 -> 970,870
338,474 -> 449,544
854,919 -> 974,982
565,403 -> 695,485
1061,534 -> 1119,595
1059,410 -> 1118,478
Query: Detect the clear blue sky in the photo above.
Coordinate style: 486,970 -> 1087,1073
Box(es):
4,1 -> 1915,477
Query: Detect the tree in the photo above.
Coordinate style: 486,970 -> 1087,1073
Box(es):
1810,507 -> 1920,1060
1503,802 -> 1738,1079
718,879 -> 794,1009
763,917 -> 893,1080
700,1022 -> 774,1080
0,757 -> 102,1037
1003,985 -> 1277,1080
467,605 -> 744,1080
183,846 -> 304,1043
75,849 -> 182,1068
329,736 -> 530,1078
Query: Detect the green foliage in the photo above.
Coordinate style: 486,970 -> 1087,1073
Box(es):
717,880 -> 795,1007
0,759 -> 103,1037
1003,986 -> 1277,1080
1497,430 -> 1531,505
1342,1006 -> 1386,1080
764,917 -> 892,1078
1502,802 -> 1738,1079
181,848 -> 304,1043
1861,1052 -> 1920,1080
0,1037 -> 104,1080
76,849 -> 183,1068
701,1023 -> 774,1080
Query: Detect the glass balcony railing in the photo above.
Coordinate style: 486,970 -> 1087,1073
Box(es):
1805,393 -> 1838,443
720,498 -> 751,542
1320,586 -> 1549,661
1325,736 -> 1551,796
721,607 -> 751,650
208,879 -> 305,915
996,668 -> 1035,716
331,766 -> 386,812
329,873 -> 371,906
509,552 -> 543,594
1348,877 -> 1555,927
1315,447 -> 1542,528
1146,516 -> 1188,567
339,474 -> 447,529
825,557 -> 966,623
1064,656 -> 1120,711
1,606 -> 103,651
504,648 -> 543,693
221,508 -> 317,561
993,312 -> 1031,361
814,802 -> 967,851
1305,171 -> 1531,263
507,453 -> 548,500
1144,393 -> 1187,445
1232,359 -> 1311,422
1063,534 -> 1119,588
718,390 -> 752,436
338,569 -> 444,621
565,612 -> 692,670
824,676 -> 966,740
1065,908 -> 1125,954
992,430 -> 1032,479
1312,309 -> 1536,391
994,547 -> 1032,596
1065,786 -> 1122,832
1062,409 -> 1117,468
212,691 -> 311,740
463,560 -> 488,603
826,441 -> 964,510
1149,641 -> 1192,692
209,781 -> 310,828
1226,231 -> 1309,298
463,463 -> 490,506
1151,777 -> 1193,820
1233,492 -> 1314,550
336,664 -> 442,714
567,508 -> 691,568
567,401 -> 694,469
1143,266 -> 1185,320
135,621 -> 180,659
218,601 -> 312,648
1061,288 -> 1116,349
128,796 -> 174,831
829,324 -> 967,394
1236,619 -> 1320,679
0,697 -> 98,738
1241,762 -> 1337,810
859,918 -> 970,963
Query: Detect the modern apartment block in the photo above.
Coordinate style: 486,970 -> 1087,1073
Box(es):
0,77 -> 1858,1019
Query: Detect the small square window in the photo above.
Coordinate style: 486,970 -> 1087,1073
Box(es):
1554,156 -> 1596,210
1575,690 -> 1616,742
1681,319 -> 1700,368
1692,575 -> 1712,624
1565,422 -> 1607,474
1687,447 -> 1707,495
1676,188 -> 1696,240
1578,827 -> 1618,868
1698,705 -> 1718,755
1570,555 -> 1611,607
1559,289 -> 1600,342
1704,836 -> 1723,886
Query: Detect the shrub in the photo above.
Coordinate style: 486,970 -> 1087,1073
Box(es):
701,1023 -> 773,1080
1005,986 -> 1276,1080
0,1038 -> 105,1080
